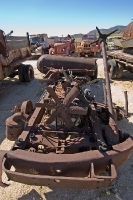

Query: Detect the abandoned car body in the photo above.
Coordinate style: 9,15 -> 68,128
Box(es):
49,35 -> 75,56
0,73 -> 133,189
0,27 -> 133,190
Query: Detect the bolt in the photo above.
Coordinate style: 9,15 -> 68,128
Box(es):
29,133 -> 35,138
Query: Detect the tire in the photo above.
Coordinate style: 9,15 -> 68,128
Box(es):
116,63 -> 124,78
107,59 -> 117,79
18,64 -> 25,82
23,65 -> 34,82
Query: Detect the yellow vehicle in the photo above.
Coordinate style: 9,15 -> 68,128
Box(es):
76,35 -> 100,57
106,35 -> 122,50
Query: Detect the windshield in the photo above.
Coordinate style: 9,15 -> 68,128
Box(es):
107,38 -> 113,42
29,37 -> 41,44
107,36 -> 122,43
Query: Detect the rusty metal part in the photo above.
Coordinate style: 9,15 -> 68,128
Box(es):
21,100 -> 33,115
37,54 -> 97,74
36,85 -> 87,129
6,100 -> 34,141
2,135 -> 133,188
6,113 -> 26,141
101,41 -> 119,145
1,75 -> 133,188
124,91 -> 128,117
123,21 -> 133,39
103,83 -> 107,105
0,151 -> 8,187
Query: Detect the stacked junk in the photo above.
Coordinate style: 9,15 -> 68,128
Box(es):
0,27 -> 133,189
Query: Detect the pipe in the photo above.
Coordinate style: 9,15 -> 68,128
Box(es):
124,91 -> 128,117
37,54 -> 97,74
101,41 -> 119,144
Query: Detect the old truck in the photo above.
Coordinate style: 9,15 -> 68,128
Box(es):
49,35 -> 75,56
76,34 -> 100,57
106,21 -> 133,79
29,33 -> 50,55
0,29 -> 34,91
106,34 -> 122,50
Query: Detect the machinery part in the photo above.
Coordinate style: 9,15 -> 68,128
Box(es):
18,64 -> 34,82
97,27 -> 119,144
6,101 -> 33,141
116,63 -> 124,78
37,54 -> 97,80
1,76 -> 133,188
23,65 -> 34,82
107,59 -> 117,79
37,86 -> 87,129
6,113 -> 25,141
124,91 -> 128,117
21,100 -> 33,115
1,136 -> 133,188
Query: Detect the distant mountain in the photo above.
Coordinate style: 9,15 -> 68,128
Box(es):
70,33 -> 84,38
71,26 -> 126,38
88,25 -> 126,35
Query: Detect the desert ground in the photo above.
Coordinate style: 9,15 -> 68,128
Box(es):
0,58 -> 133,200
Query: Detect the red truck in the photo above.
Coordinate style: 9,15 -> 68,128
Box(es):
49,35 -> 75,56
76,34 -> 100,57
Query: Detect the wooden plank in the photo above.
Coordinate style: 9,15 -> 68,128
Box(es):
107,50 -> 133,63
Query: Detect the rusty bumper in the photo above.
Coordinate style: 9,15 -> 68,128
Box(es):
1,136 -> 133,189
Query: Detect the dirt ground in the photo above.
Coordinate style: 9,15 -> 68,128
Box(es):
0,58 -> 133,200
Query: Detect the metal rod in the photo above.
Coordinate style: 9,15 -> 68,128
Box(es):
101,41 -> 119,143
102,42 -> 114,116
103,83 -> 107,105
124,91 -> 128,117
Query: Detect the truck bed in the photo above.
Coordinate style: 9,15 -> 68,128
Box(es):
106,50 -> 133,63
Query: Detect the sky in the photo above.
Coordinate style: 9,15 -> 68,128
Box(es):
1,0 -> 133,37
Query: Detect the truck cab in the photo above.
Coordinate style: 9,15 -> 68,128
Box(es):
76,34 -> 100,57
106,35 -> 122,50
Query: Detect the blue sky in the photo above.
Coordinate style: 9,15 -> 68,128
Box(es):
1,0 -> 133,37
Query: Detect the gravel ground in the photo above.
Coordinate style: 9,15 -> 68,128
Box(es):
0,58 -> 133,200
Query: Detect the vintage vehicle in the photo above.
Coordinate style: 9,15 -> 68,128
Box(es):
76,34 -> 100,57
106,34 -> 122,50
106,21 -> 133,79
0,29 -> 34,91
0,27 -> 133,189
29,33 -> 50,55
49,35 -> 75,56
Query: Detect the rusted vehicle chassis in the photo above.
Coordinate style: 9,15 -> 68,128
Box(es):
1,137 -> 133,189
37,55 -> 97,81
0,78 -> 133,189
